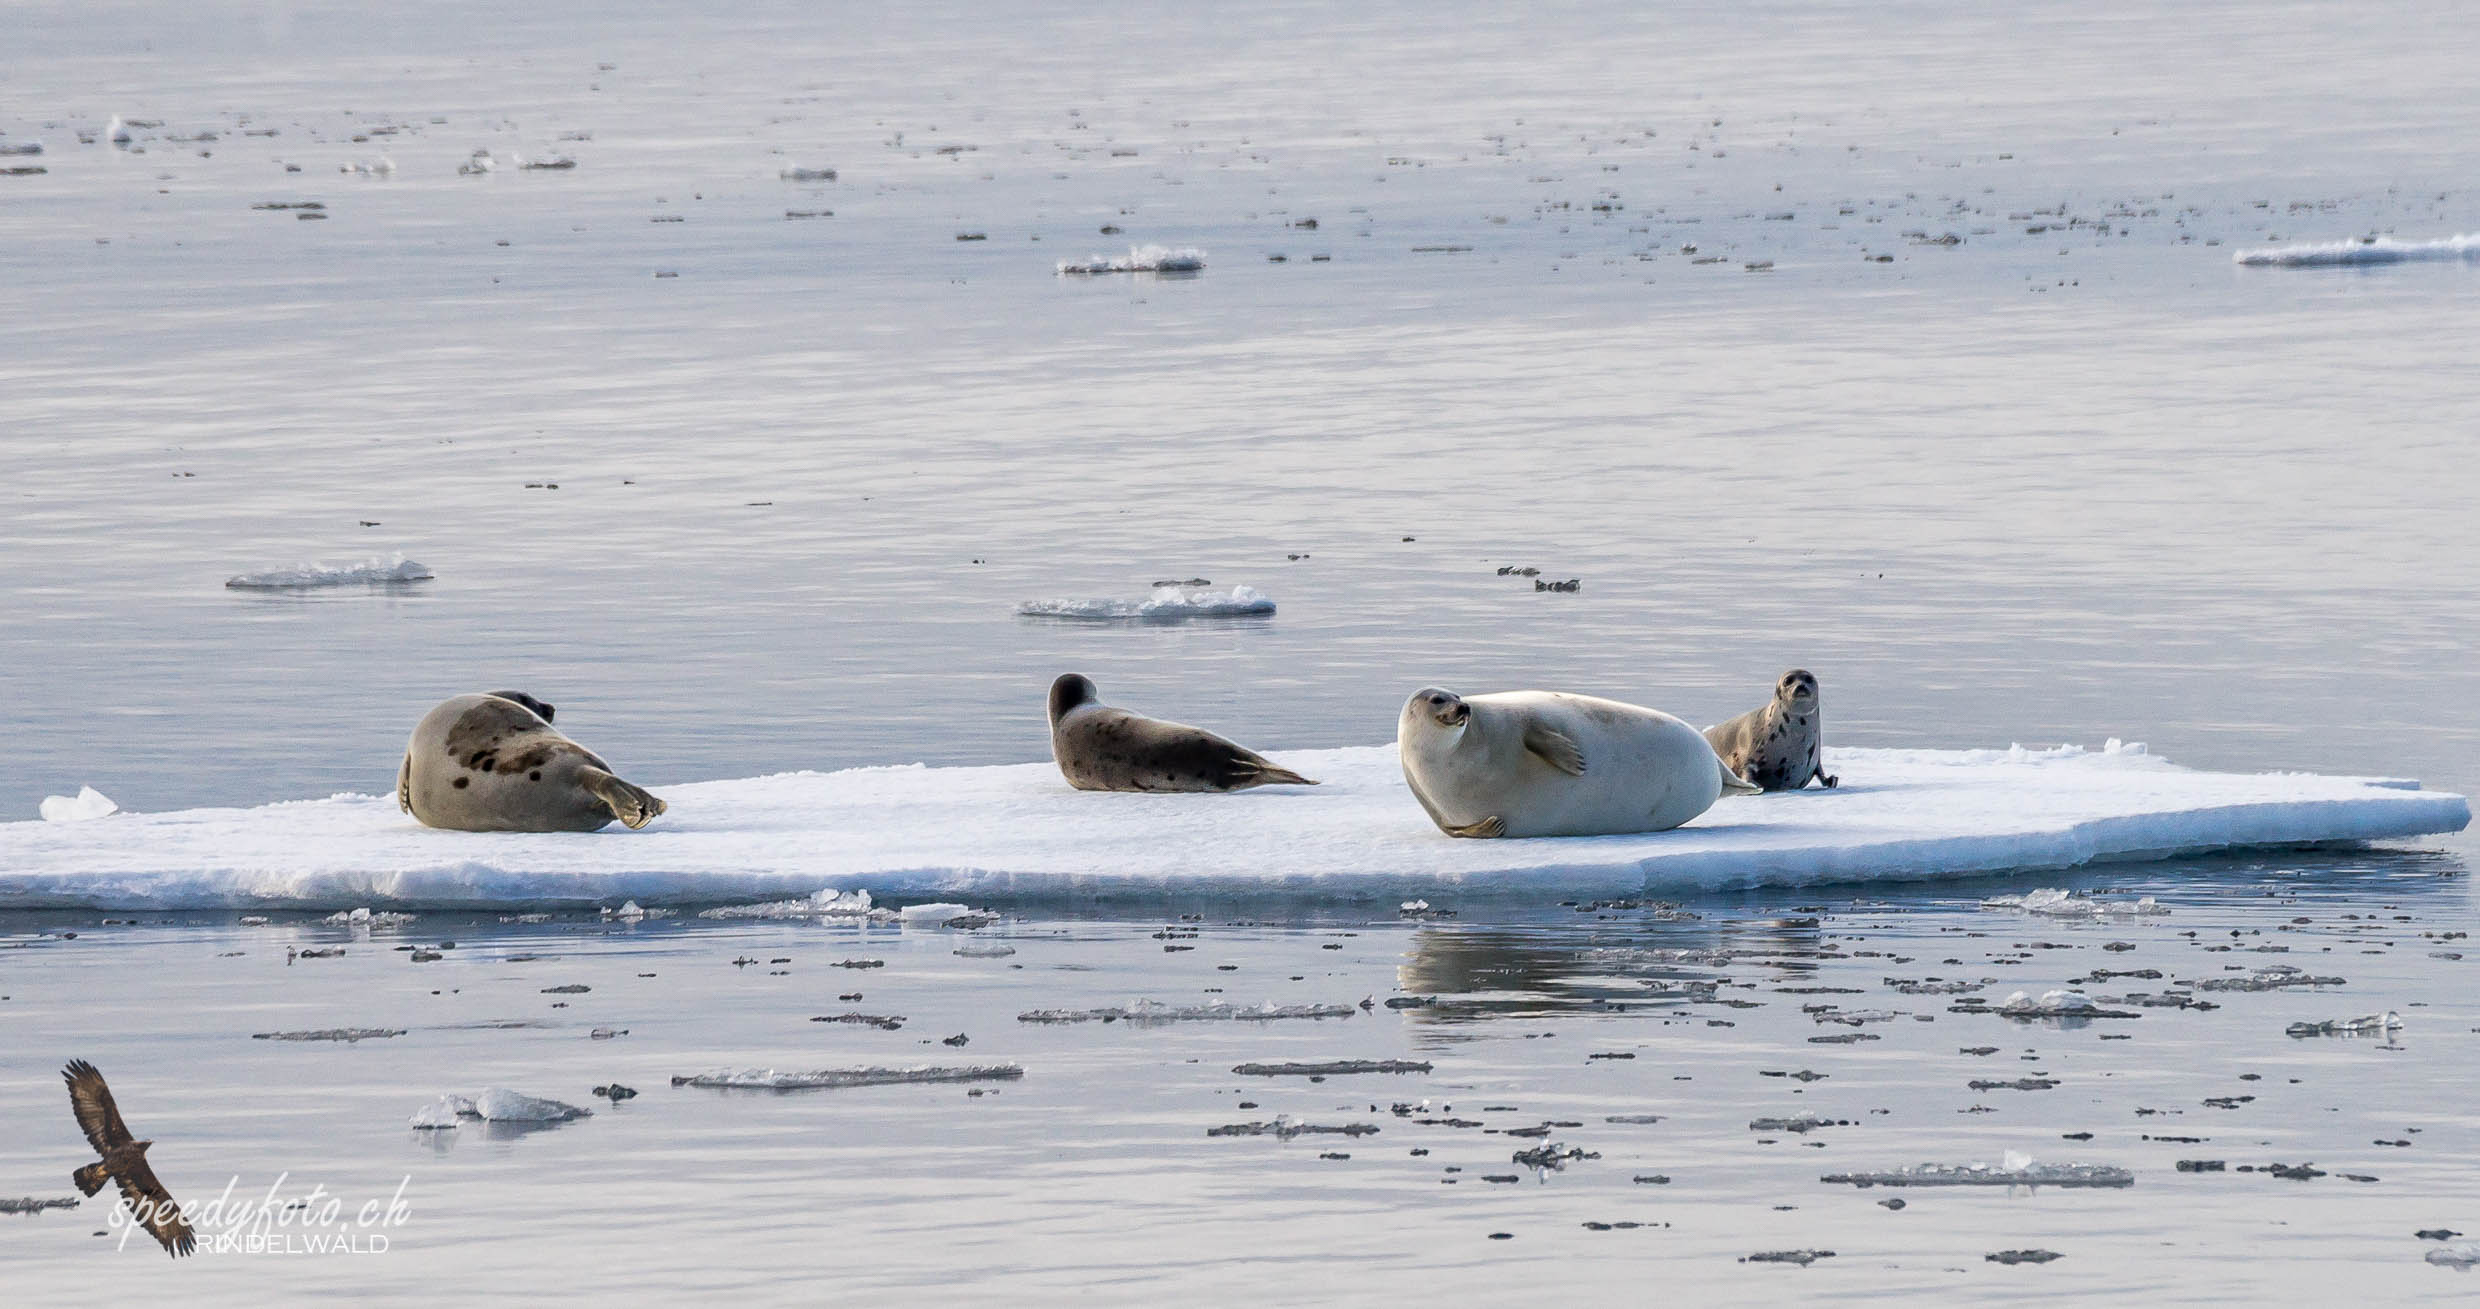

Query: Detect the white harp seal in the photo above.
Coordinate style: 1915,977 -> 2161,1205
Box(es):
1398,688 -> 1757,838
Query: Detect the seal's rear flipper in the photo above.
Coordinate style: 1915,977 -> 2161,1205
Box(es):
1444,816 -> 1506,839
579,767 -> 667,830
1718,758 -> 1763,796
1237,760 -> 1319,787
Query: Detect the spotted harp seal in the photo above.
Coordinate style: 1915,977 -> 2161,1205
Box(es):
1398,688 -> 1758,838
1703,668 -> 1837,791
1048,674 -> 1317,792
398,691 -> 667,831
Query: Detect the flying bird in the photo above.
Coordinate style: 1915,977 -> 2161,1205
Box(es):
63,1060 -> 196,1257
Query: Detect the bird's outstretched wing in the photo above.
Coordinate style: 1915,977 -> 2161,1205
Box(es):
114,1156 -> 195,1258
62,1060 -> 132,1153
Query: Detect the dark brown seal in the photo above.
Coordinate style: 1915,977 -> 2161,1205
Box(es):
1047,674 -> 1317,793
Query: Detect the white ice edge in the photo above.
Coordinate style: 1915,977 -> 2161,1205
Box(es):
0,743 -> 2464,909
2233,232 -> 2480,267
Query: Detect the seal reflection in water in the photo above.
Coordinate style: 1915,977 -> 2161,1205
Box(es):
1704,668 -> 1837,791
398,691 -> 667,832
1047,673 -> 1318,792
1397,688 -> 1758,838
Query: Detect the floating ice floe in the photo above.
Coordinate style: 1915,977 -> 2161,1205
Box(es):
515,154 -> 575,171
1055,244 -> 1205,275
0,742 -> 2462,909
322,907 -> 417,927
255,1028 -> 405,1042
1208,1117 -> 1378,1139
1015,584 -> 1273,621
408,1089 -> 590,1127
698,888 -> 890,921
341,157 -> 396,177
601,900 -> 672,920
2428,1243 -> 2480,1269
1822,1156 -> 2134,1188
1995,989 -> 2121,1019
670,1064 -> 1024,1090
457,149 -> 495,175
2287,1011 -> 2402,1038
2190,964 -> 2346,992
39,787 -> 118,823
2234,232 -> 2480,267
106,116 -> 133,144
1980,887 -> 2166,918
1231,1059 -> 1430,1076
779,166 -> 836,181
224,554 -> 434,590
1018,1000 -> 1358,1024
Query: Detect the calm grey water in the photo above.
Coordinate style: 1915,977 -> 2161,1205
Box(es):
2,0 -> 2477,1298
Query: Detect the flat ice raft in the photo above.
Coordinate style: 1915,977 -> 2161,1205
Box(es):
0,743 -> 2463,909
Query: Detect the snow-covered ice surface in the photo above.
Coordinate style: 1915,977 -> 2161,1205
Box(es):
1014,584 -> 1274,620
222,554 -> 433,589
2233,232 -> 2480,266
0,742 -> 2459,909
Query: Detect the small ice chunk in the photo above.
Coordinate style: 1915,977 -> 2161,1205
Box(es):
107,115 -> 133,143
225,554 -> 433,589
1230,1059 -> 1431,1076
39,787 -> 118,822
1207,1116 -> 1379,1139
471,1088 -> 590,1122
2286,1011 -> 2402,1038
601,900 -> 668,920
406,1094 -> 477,1128
2427,1242 -> 2480,1268
1015,584 -> 1273,621
457,149 -> 496,175
0,141 -> 44,157
670,1064 -> 1024,1090
898,901 -> 973,923
954,943 -> 1017,958
779,166 -> 837,181
1055,244 -> 1205,275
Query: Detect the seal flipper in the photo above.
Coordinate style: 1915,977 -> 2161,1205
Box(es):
1228,755 -> 1319,788
1444,816 -> 1506,839
1716,755 -> 1762,797
577,766 -> 667,830
397,753 -> 414,815
1523,726 -> 1587,776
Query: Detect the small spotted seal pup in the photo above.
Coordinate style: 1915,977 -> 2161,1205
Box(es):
1048,674 -> 1317,792
1398,688 -> 1758,838
398,691 -> 667,832
1703,669 -> 1837,791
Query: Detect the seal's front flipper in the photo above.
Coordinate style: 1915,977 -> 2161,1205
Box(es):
397,753 -> 414,815
1819,773 -> 1840,789
580,767 -> 667,830
1523,726 -> 1587,776
1444,816 -> 1506,839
